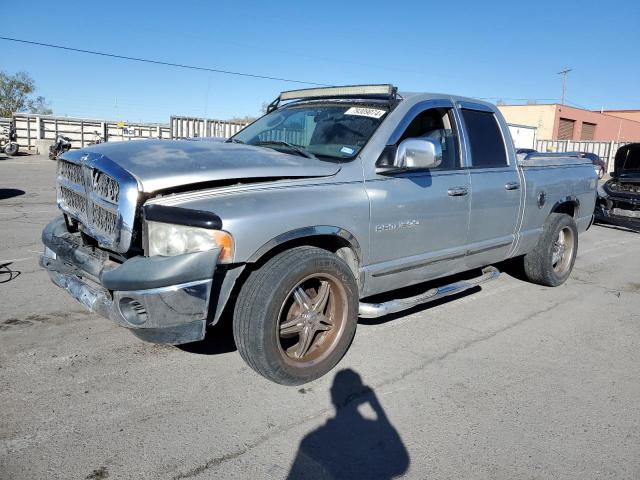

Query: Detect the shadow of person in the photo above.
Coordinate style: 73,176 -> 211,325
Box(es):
287,369 -> 410,479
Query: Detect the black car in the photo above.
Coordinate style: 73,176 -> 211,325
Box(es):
577,152 -> 607,179
516,148 -> 537,156
595,143 -> 640,231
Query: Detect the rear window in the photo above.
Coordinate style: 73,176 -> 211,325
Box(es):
461,109 -> 508,168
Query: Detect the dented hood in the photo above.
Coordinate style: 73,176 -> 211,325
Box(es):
66,139 -> 340,192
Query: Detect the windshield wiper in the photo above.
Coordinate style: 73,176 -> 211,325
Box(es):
226,138 -> 244,144
255,140 -> 317,159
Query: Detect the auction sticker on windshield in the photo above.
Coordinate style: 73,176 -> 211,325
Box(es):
344,107 -> 386,119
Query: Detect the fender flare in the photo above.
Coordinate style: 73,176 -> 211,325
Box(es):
246,225 -> 362,265
550,195 -> 580,216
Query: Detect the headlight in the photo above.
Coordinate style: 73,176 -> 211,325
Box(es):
146,221 -> 234,262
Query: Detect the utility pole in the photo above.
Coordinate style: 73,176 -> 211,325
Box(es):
557,68 -> 572,105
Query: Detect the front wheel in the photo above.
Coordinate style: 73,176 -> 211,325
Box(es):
523,213 -> 578,286
4,142 -> 19,156
233,246 -> 359,385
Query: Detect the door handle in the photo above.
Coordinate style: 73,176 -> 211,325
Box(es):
447,186 -> 469,197
505,182 -> 520,190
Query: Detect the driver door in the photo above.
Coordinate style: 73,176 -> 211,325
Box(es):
364,102 -> 471,294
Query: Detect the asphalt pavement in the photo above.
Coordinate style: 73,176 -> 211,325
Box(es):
1,154 -> 639,479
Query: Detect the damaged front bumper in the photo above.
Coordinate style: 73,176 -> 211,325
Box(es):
595,190 -> 640,232
40,216 -> 219,344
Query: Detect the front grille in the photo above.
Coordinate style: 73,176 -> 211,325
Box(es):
92,205 -> 118,236
59,186 -> 87,216
58,160 -> 84,185
57,159 -> 121,245
92,170 -> 119,203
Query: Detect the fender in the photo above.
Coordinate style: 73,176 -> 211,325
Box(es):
247,225 -> 362,265
550,195 -> 580,216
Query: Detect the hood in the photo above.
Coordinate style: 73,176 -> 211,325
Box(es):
62,139 -> 340,192
613,143 -> 640,181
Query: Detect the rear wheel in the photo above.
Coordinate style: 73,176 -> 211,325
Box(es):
233,246 -> 358,385
523,213 -> 578,286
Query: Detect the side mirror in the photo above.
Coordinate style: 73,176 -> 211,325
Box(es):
394,138 -> 442,170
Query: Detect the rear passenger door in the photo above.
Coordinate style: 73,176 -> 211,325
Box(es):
459,103 -> 522,267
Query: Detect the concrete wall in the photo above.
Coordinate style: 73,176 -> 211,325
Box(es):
600,110 -> 640,123
498,105 -> 556,139
499,104 -> 640,141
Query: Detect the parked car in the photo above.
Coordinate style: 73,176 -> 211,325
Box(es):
576,152 -> 607,179
516,148 -> 537,155
595,143 -> 640,231
516,148 -> 537,162
40,84 -> 597,385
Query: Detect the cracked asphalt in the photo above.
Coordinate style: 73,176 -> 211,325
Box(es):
1,154 -> 639,479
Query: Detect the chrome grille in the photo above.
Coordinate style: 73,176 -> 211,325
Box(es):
59,186 -> 87,215
92,170 -> 119,203
58,160 -> 84,186
57,158 -> 121,246
92,205 -> 118,236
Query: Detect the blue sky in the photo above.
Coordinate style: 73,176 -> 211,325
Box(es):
2,0 -> 639,123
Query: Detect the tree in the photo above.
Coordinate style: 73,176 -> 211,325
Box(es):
0,71 -> 52,117
226,114 -> 257,124
28,95 -> 53,115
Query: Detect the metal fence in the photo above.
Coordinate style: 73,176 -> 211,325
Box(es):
536,139 -> 635,172
0,117 -> 11,131
258,128 -> 307,145
13,113 -> 172,150
170,116 -> 247,139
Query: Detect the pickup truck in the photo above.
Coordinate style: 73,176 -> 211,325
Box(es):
40,85 -> 597,385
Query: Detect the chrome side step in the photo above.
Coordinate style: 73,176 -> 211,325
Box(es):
358,266 -> 500,318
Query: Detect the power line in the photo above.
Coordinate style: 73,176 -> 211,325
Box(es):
0,36 -> 331,87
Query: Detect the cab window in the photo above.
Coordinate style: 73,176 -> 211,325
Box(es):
396,108 -> 461,170
460,109 -> 508,168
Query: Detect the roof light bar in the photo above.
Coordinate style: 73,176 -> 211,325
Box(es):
280,84 -> 395,102
267,84 -> 397,113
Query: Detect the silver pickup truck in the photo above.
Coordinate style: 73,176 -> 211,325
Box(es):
41,85 -> 597,385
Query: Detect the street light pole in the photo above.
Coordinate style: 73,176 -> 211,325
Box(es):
557,68 -> 572,105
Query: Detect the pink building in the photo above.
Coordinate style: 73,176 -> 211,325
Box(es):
498,104 -> 640,141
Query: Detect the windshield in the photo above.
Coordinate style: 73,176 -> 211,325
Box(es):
231,103 -> 389,160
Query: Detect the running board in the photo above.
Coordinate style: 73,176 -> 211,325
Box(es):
358,266 -> 500,318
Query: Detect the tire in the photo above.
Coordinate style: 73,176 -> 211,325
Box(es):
233,246 -> 359,385
523,213 -> 578,287
4,142 -> 19,156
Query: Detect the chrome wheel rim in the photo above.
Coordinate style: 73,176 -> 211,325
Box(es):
277,273 -> 348,367
551,226 -> 575,274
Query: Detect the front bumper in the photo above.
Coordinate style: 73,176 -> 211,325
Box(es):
40,216 -> 220,344
594,193 -> 640,232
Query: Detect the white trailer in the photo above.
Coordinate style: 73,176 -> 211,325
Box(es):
508,123 -> 537,149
